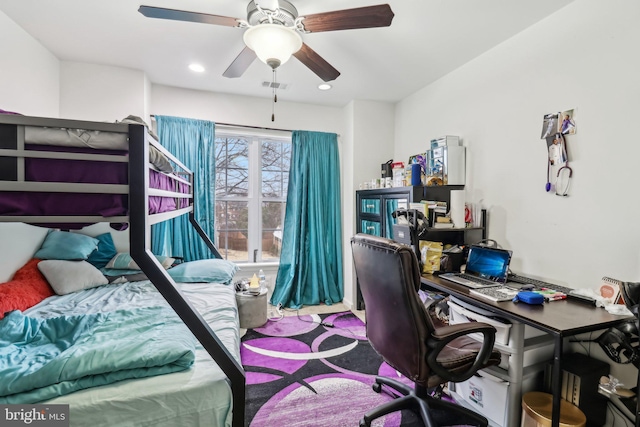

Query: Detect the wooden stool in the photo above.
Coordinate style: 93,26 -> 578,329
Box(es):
521,392 -> 586,427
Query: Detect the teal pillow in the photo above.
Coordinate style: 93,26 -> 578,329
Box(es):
167,259 -> 239,284
86,233 -> 118,269
34,231 -> 99,260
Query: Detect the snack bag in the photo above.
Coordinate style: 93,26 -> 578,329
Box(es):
420,241 -> 444,274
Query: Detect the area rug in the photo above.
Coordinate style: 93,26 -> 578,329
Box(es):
240,311 -> 477,427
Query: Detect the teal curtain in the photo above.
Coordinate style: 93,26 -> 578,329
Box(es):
271,131 -> 343,309
151,116 -> 216,261
386,199 -> 398,238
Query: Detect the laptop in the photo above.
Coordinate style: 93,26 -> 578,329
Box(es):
440,246 -> 513,289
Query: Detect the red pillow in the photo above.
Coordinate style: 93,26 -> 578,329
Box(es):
0,259 -> 55,319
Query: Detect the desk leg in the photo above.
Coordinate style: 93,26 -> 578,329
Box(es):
551,335 -> 563,427
637,361 -> 640,427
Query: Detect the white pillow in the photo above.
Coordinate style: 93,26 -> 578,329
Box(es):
38,260 -> 109,295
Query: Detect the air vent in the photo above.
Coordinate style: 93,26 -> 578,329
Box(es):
262,81 -> 289,90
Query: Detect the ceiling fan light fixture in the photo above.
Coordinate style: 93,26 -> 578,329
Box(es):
243,24 -> 302,69
318,83 -> 332,91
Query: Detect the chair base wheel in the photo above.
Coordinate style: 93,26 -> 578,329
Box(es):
372,382 -> 382,393
359,418 -> 369,427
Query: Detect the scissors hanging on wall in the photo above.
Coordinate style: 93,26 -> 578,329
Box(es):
545,132 -> 572,196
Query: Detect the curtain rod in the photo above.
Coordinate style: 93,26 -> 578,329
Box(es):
150,115 -> 291,133
216,122 -> 294,133
150,116 -> 340,137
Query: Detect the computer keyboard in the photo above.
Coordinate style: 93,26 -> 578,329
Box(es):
508,274 -> 573,293
508,274 -> 596,305
458,273 -> 496,285
470,286 -> 519,302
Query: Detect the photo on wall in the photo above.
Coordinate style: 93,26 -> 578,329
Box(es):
560,109 -> 576,135
540,113 -> 560,139
546,134 -> 566,165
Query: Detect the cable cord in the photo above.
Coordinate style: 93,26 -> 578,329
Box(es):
474,238 -> 501,248
267,302 -> 284,322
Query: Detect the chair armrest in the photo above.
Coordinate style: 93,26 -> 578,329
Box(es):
426,322 -> 497,382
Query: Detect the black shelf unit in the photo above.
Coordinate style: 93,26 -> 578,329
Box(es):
354,185 -> 486,310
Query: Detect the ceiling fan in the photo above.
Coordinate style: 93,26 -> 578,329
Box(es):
138,1 -> 394,82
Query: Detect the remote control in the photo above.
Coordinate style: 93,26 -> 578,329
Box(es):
566,293 -> 597,306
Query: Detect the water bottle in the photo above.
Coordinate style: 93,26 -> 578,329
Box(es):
258,269 -> 266,292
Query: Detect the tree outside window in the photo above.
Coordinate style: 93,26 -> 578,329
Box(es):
214,133 -> 290,262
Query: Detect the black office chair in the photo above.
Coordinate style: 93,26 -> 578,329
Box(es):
621,282 -> 640,331
351,233 -> 501,427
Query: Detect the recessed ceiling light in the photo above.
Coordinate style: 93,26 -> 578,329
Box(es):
189,63 -> 205,73
318,83 -> 332,91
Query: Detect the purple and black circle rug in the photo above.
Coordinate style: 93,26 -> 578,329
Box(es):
240,311 -> 478,427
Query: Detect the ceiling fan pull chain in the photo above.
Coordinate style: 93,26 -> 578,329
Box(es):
271,68 -> 277,121
274,69 -> 278,103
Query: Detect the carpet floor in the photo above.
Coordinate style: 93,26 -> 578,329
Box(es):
240,311 -> 480,427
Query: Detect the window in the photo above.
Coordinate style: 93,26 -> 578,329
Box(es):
214,131 -> 291,263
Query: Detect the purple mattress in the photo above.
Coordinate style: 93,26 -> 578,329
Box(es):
0,144 -> 190,229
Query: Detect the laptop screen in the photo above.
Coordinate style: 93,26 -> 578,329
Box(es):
465,246 -> 512,282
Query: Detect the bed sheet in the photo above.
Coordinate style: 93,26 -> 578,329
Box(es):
24,280 -> 240,427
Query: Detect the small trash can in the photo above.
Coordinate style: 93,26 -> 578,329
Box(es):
235,288 -> 268,329
521,392 -> 586,427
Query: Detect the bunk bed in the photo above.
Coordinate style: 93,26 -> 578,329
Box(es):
0,114 -> 245,427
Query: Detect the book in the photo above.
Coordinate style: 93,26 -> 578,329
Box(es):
432,223 -> 455,229
598,277 -> 622,303
409,202 -> 428,216
429,203 -> 449,227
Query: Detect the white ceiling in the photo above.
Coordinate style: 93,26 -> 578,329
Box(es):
0,0 -> 573,107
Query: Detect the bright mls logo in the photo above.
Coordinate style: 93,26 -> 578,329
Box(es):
1,405 -> 69,426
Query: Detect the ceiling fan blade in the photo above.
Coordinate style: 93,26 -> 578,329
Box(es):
223,47 -> 257,78
293,43 -> 340,82
138,5 -> 240,27
300,4 -> 394,33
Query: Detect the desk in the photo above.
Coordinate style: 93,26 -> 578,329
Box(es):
421,274 -> 634,427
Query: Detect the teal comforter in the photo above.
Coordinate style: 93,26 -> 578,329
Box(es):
0,306 -> 195,404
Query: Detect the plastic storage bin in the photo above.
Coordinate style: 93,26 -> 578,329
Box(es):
448,300 -> 512,345
451,369 -> 542,427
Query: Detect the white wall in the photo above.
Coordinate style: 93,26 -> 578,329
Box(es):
395,0 -> 640,391
0,10 -> 59,116
151,84 -> 343,134
342,100 -> 395,308
396,0 -> 640,288
0,10 -> 61,282
60,62 -> 148,122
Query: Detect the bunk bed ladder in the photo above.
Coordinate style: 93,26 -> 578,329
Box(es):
128,124 -> 245,427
